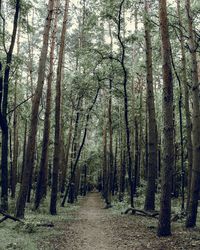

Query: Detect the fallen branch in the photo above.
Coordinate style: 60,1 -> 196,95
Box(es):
0,209 -> 23,223
0,216 -> 7,223
123,208 -> 159,218
36,222 -> 54,227
0,210 -> 54,227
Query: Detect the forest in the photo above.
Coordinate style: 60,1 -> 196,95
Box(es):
0,0 -> 200,249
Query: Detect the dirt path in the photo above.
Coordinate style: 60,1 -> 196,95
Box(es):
42,192 -> 200,250
72,192 -> 114,250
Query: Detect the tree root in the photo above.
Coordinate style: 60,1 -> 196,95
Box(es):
123,207 -> 187,222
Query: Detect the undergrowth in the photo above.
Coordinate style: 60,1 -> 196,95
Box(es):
0,195 -> 80,250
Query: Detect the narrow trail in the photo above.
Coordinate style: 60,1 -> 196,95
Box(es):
42,192 -> 200,250
72,192 -> 114,250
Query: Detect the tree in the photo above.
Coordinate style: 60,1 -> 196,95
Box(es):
34,0 -> 59,210
185,0 -> 200,228
50,0 -> 70,215
15,0 -> 55,218
157,0 -> 174,237
144,0 -> 158,212
0,0 -> 20,211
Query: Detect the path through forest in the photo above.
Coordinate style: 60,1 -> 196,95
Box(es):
41,192 -> 200,250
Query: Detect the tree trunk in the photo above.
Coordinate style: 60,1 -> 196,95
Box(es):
176,0 -> 193,211
50,0 -> 70,215
15,0 -> 54,218
11,23 -> 20,199
185,0 -> 200,228
108,79 -> 113,201
117,0 -> 134,208
144,0 -> 158,211
34,1 -> 58,210
60,109 -> 73,194
157,0 -> 174,237
1,0 -> 20,211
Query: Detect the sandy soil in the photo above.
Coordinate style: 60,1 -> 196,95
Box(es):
40,192 -> 200,250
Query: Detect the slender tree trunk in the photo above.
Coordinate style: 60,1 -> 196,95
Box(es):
102,107 -> 108,200
176,0 -> 193,211
83,164 -> 87,196
112,139 -> 118,195
144,0 -> 158,211
117,0 -> 134,208
34,1 -> 58,210
1,0 -> 20,211
15,0 -> 54,218
67,98 -> 82,203
157,0 -> 174,237
11,23 -> 20,199
108,79 -> 113,201
185,0 -> 200,228
60,109 -> 73,194
50,0 -> 70,215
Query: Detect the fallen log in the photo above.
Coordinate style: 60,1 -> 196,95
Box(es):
0,209 -> 54,227
123,207 -> 187,222
0,216 -> 7,223
123,208 -> 159,218
0,209 -> 23,223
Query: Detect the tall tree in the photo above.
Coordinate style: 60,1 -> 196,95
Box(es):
185,0 -> 200,228
0,0 -> 20,211
144,0 -> 158,212
11,17 -> 21,199
157,0 -> 174,237
34,0 -> 59,210
50,0 -> 70,215
117,0 -> 134,208
15,0 -> 54,218
176,0 -> 192,211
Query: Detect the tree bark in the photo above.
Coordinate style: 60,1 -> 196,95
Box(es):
176,0 -> 193,212
144,0 -> 158,211
50,0 -> 70,215
157,0 -> 174,237
15,0 -> 54,218
34,1 -> 58,210
117,0 -> 134,208
185,0 -> 200,228
1,0 -> 20,211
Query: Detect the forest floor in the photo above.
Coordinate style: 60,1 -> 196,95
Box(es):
38,192 -> 200,250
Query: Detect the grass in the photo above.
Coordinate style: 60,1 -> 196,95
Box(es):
0,195 -> 80,250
